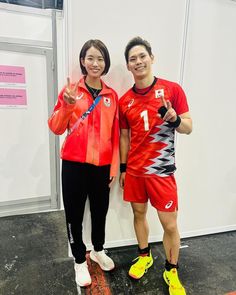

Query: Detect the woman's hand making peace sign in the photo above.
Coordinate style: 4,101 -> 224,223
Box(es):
63,77 -> 79,105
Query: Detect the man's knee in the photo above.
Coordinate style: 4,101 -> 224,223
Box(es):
133,208 -> 147,220
163,222 -> 178,234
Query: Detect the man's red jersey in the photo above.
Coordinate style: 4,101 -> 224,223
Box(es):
119,77 -> 189,177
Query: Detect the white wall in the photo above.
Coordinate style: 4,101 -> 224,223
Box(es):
64,0 -> 189,248
0,3 -> 52,42
0,3 -> 62,215
0,51 -> 50,202
177,0 -> 236,236
66,0 -> 187,96
63,0 -> 236,248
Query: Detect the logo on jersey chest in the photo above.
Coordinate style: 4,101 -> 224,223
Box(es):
128,99 -> 134,108
103,97 -> 111,107
155,89 -> 164,98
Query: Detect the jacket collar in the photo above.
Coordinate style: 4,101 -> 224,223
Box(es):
79,76 -> 113,96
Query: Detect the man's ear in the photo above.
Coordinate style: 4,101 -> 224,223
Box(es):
127,63 -> 131,71
151,54 -> 155,64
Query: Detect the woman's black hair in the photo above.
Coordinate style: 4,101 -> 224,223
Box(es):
124,36 -> 153,63
79,39 -> 111,75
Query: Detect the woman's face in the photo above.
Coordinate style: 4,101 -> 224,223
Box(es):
81,46 -> 105,78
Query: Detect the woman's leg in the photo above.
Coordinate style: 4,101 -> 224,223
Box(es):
62,160 -> 88,263
88,164 -> 110,251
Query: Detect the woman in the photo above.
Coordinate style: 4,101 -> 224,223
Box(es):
48,39 -> 119,287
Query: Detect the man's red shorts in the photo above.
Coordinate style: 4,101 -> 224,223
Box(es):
123,173 -> 178,212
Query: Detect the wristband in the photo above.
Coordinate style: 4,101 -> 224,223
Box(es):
168,115 -> 181,128
158,106 -> 168,118
120,163 -> 127,173
158,106 -> 181,128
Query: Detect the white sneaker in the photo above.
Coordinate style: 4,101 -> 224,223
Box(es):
74,261 -> 91,287
90,250 -> 115,271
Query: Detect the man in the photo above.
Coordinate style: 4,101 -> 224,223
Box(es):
119,37 -> 192,295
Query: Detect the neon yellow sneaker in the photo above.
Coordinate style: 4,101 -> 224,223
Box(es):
128,252 -> 153,279
163,268 -> 186,295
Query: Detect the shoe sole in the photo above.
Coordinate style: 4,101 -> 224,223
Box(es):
163,272 -> 186,295
90,252 -> 115,271
128,259 -> 154,280
76,282 -> 91,288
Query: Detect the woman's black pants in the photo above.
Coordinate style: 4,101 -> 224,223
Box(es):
62,160 -> 110,263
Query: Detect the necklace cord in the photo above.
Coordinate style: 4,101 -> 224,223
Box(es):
85,82 -> 102,98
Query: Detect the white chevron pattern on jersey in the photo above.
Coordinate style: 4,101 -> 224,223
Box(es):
144,122 -> 176,176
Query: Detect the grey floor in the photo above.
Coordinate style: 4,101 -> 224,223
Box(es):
0,211 -> 235,295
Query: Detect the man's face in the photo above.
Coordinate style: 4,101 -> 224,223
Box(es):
127,45 -> 154,79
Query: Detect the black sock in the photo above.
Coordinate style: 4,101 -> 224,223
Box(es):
138,245 -> 150,255
165,259 -> 179,271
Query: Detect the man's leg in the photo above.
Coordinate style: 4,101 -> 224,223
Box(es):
131,202 -> 149,249
157,210 -> 180,264
158,210 -> 186,295
147,174 -> 180,264
123,174 -> 153,279
128,202 -> 153,279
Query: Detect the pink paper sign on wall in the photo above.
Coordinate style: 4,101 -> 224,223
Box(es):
0,88 -> 27,106
0,65 -> 26,84
0,65 -> 27,108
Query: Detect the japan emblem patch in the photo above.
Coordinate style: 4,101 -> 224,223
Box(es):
103,97 -> 111,107
155,89 -> 164,98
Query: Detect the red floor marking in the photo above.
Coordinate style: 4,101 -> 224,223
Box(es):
85,253 -> 112,295
225,292 -> 236,295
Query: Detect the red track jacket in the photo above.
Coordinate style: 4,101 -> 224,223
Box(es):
48,77 -> 119,177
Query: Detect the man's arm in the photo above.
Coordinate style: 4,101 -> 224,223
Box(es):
158,97 -> 192,135
120,128 -> 130,163
176,112 -> 192,135
119,128 -> 130,188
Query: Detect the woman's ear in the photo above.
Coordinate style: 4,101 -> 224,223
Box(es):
81,58 -> 85,67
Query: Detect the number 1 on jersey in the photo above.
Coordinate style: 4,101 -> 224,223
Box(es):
140,110 -> 149,131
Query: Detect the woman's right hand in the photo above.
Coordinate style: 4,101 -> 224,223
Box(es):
63,77 -> 79,105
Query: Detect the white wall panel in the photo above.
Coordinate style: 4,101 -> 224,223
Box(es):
67,0 -> 187,97
65,0 -> 187,247
0,51 -> 51,202
177,0 -> 236,236
0,4 -> 60,216
0,4 -> 52,43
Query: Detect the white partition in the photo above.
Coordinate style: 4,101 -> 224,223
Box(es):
177,0 -> 236,236
0,50 -> 50,201
66,0 -> 187,96
0,3 -> 52,43
64,0 -> 236,248
64,0 -> 188,247
0,4 -> 61,216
